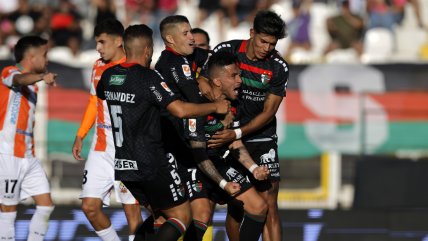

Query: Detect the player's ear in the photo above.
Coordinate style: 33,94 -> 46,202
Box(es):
212,77 -> 221,87
250,28 -> 255,39
115,36 -> 123,48
165,34 -> 174,45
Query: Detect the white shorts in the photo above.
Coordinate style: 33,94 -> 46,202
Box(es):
79,149 -> 137,206
0,154 -> 51,205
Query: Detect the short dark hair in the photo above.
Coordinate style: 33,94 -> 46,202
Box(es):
191,28 -> 210,44
253,10 -> 287,39
159,15 -> 189,40
123,24 -> 153,53
14,36 -> 48,63
94,18 -> 124,37
207,51 -> 238,78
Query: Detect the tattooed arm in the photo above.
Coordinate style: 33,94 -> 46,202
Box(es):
229,140 -> 269,180
190,140 -> 240,195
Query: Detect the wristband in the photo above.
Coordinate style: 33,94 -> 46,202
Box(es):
219,179 -> 227,190
234,128 -> 242,140
249,164 -> 258,173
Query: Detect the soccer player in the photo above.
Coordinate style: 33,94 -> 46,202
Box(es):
71,19 -> 142,241
206,10 -> 289,241
0,36 -> 56,241
191,28 -> 211,50
200,51 -> 272,241
96,24 -> 229,241
155,15 -> 232,241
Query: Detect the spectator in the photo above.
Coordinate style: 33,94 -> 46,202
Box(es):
50,0 -> 83,49
286,0 -> 311,58
91,0 -> 117,25
324,0 -> 364,56
390,0 -> 424,28
191,27 -> 211,50
366,0 -> 396,32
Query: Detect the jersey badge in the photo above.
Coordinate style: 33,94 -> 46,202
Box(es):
160,82 -> 172,92
261,73 -> 271,84
182,64 -> 191,77
189,118 -> 196,132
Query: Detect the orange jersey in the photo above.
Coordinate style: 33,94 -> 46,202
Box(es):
0,66 -> 38,158
77,57 -> 126,152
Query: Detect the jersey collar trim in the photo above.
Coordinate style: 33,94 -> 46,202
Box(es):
165,47 -> 180,55
120,63 -> 138,67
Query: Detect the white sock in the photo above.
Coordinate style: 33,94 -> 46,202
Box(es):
128,234 -> 135,241
95,225 -> 121,241
28,206 -> 54,241
0,211 -> 17,241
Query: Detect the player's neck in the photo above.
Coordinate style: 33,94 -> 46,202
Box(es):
212,88 -> 224,101
245,39 -> 257,61
109,50 -> 125,63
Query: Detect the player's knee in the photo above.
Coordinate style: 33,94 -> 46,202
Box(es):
250,199 -> 268,216
192,207 -> 212,223
81,200 -> 101,218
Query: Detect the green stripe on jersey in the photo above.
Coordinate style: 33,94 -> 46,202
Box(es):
241,77 -> 269,90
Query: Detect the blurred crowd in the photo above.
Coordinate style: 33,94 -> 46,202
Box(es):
0,0 -> 427,64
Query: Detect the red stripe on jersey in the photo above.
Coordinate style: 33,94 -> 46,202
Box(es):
239,62 -> 272,78
238,40 -> 247,53
192,61 -> 197,72
0,86 -> 10,131
95,98 -> 106,151
14,91 -> 31,157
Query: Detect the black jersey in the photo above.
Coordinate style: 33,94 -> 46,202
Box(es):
96,63 -> 177,181
204,101 -> 239,158
155,47 -> 210,167
213,40 -> 289,141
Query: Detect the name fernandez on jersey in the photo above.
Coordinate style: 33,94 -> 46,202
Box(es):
104,91 -> 135,103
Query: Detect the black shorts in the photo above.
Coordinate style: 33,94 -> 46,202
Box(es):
207,155 -> 253,205
244,140 -> 280,191
122,161 -> 188,211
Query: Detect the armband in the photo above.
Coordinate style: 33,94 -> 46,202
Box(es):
249,164 -> 258,173
219,179 -> 227,190
234,128 -> 242,140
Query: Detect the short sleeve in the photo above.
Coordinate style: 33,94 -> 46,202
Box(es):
1,66 -> 21,87
147,70 -> 177,107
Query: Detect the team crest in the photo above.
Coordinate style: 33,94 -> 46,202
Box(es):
192,182 -> 203,192
261,73 -> 271,84
182,64 -> 191,77
160,82 -> 172,92
188,119 -> 197,132
119,182 -> 128,193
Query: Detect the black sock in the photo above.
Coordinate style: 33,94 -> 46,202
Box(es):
184,219 -> 208,241
155,218 -> 187,241
134,215 -> 154,241
239,212 -> 266,241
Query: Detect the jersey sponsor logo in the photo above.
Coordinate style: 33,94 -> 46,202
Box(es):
225,167 -> 239,180
188,118 -> 196,132
171,67 -> 180,83
260,149 -> 276,164
150,86 -> 163,102
182,64 -> 191,77
160,82 -> 172,92
114,159 -> 138,171
114,159 -> 138,170
109,75 -> 126,85
104,91 -> 135,103
10,91 -> 22,124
